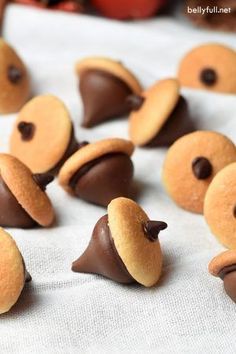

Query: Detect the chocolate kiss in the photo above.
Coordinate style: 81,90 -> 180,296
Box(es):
143,220 -> 167,242
126,94 -> 145,111
224,271 -> 236,303
79,69 -> 133,128
69,153 -> 134,207
72,215 -> 134,284
33,173 -> 54,191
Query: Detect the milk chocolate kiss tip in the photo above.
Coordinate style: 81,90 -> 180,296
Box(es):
33,173 -> 54,191
143,220 -> 168,242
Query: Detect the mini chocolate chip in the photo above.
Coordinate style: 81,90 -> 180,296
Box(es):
200,68 -> 217,86
8,65 -> 22,84
78,141 -> 89,149
33,173 -> 54,191
126,94 -> 145,111
143,220 -> 167,242
17,122 -> 35,141
25,271 -> 32,283
192,157 -> 213,180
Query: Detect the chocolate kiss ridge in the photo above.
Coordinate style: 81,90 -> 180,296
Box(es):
79,69 -> 133,128
0,175 -> 36,228
33,173 -> 54,191
69,152 -> 134,207
148,96 -> 196,147
72,215 -> 135,284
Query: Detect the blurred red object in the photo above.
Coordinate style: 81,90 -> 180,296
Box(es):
13,0 -> 83,12
90,0 -> 167,19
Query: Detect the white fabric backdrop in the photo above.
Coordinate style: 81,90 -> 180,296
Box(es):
1,5 -> 236,353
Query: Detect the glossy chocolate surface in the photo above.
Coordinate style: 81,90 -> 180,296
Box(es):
8,65 -> 23,84
72,214 -> 135,284
223,271 -> 236,304
148,96 -> 195,147
69,153 -> 134,207
79,69 -> 133,128
0,176 -> 36,228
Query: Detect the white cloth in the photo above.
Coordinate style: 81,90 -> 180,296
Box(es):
1,5 -> 236,353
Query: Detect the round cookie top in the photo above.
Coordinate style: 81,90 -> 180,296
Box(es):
178,43 -> 236,94
0,228 -> 25,314
75,57 -> 142,94
204,162 -> 236,249
58,138 -> 134,192
0,38 -> 30,114
129,78 -> 180,146
209,250 -> 236,277
107,197 -> 163,287
162,131 -> 236,214
9,95 -> 72,173
0,154 -> 54,227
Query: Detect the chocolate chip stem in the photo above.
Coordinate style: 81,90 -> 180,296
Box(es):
192,156 -> 212,180
200,68 -> 217,86
143,220 -> 167,242
126,94 -> 145,111
17,122 -> 35,141
78,141 -> 89,149
33,173 -> 54,191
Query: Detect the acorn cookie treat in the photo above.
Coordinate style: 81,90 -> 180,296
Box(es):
162,131 -> 236,214
178,43 -> 236,94
9,95 -> 79,174
128,78 -> 195,147
0,38 -> 30,114
209,250 -> 236,304
58,138 -> 135,207
75,57 -> 142,127
204,163 -> 236,249
0,154 -> 54,228
72,197 -> 167,287
0,228 -> 31,314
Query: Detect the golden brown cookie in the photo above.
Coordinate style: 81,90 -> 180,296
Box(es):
204,162 -> 236,249
58,138 -> 135,207
178,43 -> 236,94
0,228 -> 31,314
128,78 -> 195,147
9,95 -> 78,174
162,131 -> 236,214
75,57 -> 142,127
209,250 -> 236,303
0,154 -> 54,227
0,38 -> 30,114
72,197 -> 167,287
